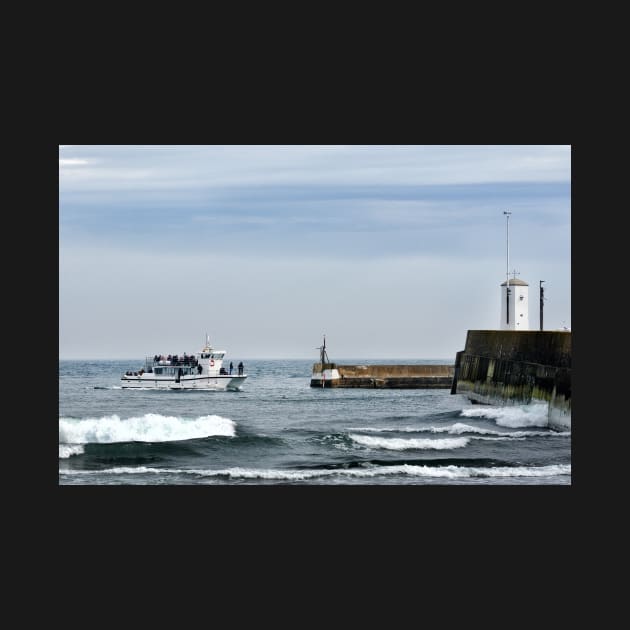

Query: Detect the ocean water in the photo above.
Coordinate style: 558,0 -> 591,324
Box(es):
59,359 -> 571,485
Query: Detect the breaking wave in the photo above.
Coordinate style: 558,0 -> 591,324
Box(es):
58,444 -> 85,459
349,434 -> 469,450
350,423 -> 569,437
60,463 -> 571,480
58,413 -> 236,449
460,402 -> 549,428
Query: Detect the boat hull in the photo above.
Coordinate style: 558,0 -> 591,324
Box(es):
120,375 -> 247,391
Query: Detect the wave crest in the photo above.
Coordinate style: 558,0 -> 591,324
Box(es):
460,403 -> 549,428
59,413 -> 236,445
60,464 -> 571,480
58,444 -> 85,459
349,434 -> 469,450
351,423 -> 569,437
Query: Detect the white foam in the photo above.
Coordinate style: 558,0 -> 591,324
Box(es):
351,426 -> 434,433
349,434 -> 469,450
61,466 -> 167,475
60,464 -> 571,480
58,444 -> 85,458
351,423 -> 569,437
441,422 -> 569,437
460,402 -> 549,428
58,413 -> 235,444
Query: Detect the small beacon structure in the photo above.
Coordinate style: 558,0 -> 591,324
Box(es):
500,277 -> 529,330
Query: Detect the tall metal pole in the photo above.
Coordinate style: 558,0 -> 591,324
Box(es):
503,211 -> 511,325
539,281 -> 545,331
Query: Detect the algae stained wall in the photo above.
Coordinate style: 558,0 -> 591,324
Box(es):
461,330 -> 571,368
453,330 -> 571,429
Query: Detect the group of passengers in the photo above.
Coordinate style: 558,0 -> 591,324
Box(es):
124,368 -> 146,377
153,353 -> 198,366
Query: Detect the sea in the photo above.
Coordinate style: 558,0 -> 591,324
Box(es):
59,359 -> 571,485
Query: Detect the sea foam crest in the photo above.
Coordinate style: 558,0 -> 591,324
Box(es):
460,402 -> 549,428
60,464 -> 571,480
59,413 -> 236,444
349,434 -> 469,450
351,423 -> 568,437
58,444 -> 85,459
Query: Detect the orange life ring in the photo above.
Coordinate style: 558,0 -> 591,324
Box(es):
210,359 -> 215,367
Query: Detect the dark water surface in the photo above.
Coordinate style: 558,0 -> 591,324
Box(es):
59,359 -> 571,485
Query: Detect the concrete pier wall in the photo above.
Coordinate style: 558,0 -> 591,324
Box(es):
310,363 -> 454,388
451,330 -> 571,430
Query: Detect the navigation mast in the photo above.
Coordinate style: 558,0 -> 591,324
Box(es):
503,211 -> 512,325
318,335 -> 329,365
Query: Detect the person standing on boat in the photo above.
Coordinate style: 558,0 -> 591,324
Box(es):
238,361 -> 244,376
229,361 -> 233,375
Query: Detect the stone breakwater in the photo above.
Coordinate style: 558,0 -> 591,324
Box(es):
310,363 -> 454,388
450,330 -> 571,431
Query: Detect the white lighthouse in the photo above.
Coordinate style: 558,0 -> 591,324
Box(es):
501,278 -> 529,330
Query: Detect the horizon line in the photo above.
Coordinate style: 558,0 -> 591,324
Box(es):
59,356 -> 456,361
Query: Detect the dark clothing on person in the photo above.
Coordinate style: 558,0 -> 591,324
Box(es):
238,362 -> 244,376
229,362 -> 233,375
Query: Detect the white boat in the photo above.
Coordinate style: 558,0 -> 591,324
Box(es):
121,335 -> 247,390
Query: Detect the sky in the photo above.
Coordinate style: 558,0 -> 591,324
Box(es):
59,145 -> 571,360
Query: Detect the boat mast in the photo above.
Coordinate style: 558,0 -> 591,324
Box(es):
200,332 -> 210,354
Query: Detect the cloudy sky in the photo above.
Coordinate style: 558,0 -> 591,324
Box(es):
59,145 -> 571,360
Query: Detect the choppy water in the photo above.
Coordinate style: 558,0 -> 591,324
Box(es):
59,359 -> 571,485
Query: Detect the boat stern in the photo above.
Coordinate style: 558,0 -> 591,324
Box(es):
226,375 -> 247,390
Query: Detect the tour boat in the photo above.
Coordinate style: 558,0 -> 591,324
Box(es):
121,335 -> 247,390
